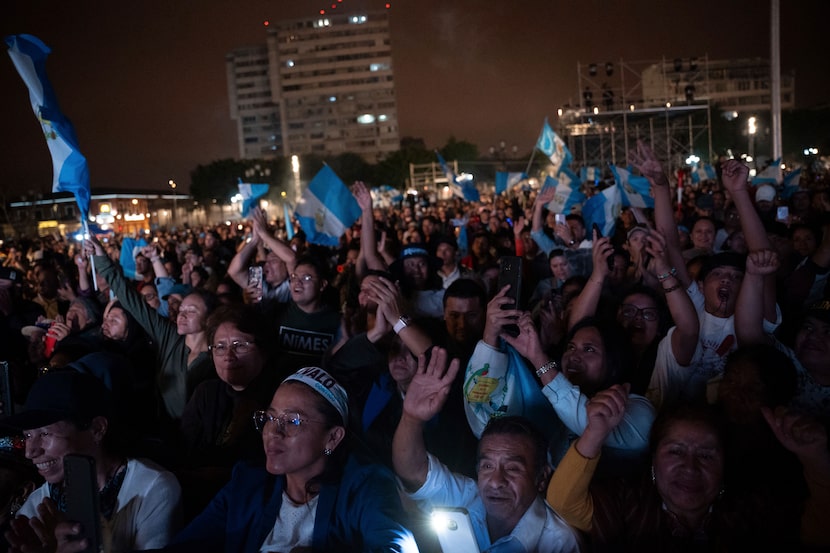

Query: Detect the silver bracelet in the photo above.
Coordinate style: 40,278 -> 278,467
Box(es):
536,360 -> 558,378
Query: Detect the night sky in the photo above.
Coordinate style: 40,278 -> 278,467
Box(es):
2,0 -> 828,198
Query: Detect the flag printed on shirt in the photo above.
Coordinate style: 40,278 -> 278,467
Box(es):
6,34 -> 90,218
295,165 -> 362,247
536,118 -> 572,170
238,179 -> 269,217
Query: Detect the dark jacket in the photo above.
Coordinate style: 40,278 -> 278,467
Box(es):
166,456 -> 416,553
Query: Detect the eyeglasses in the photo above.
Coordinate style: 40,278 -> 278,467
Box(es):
252,411 -> 322,436
620,304 -> 659,322
210,340 -> 256,356
141,293 -> 158,301
289,273 -> 315,284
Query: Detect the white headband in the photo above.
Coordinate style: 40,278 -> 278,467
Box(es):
283,367 -> 349,425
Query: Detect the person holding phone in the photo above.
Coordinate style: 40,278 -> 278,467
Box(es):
394,347 -> 580,552
4,370 -> 182,552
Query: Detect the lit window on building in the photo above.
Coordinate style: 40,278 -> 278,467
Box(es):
356,114 -> 376,124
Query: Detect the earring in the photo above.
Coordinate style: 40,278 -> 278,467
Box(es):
651,465 -> 656,484
324,448 -> 332,456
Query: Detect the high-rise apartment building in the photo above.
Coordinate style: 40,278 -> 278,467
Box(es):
226,10 -> 399,162
225,45 -> 281,159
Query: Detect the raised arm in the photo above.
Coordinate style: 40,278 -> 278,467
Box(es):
721,160 -> 776,322
392,347 -> 459,491
566,229 -> 612,330
630,140 -> 690,288
141,244 -> 169,279
530,187 -> 558,255
735,249 -> 779,345
227,232 -> 261,289
251,207 -> 297,274
546,384 -> 628,532
646,229 -> 699,365
364,275 -> 431,356
352,181 -> 386,274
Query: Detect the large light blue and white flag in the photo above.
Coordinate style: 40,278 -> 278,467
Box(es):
436,150 -> 479,202
6,34 -> 90,218
781,167 -> 803,199
495,172 -> 527,195
752,157 -> 783,186
295,165 -> 362,247
611,165 -> 654,209
582,185 -> 622,238
536,118 -> 572,170
370,184 -> 403,208
119,237 -> 148,281
546,166 -> 586,215
691,164 -> 717,184
580,166 -> 602,185
238,179 -> 269,217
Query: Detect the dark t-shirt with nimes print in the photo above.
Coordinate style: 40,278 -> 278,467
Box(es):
265,300 -> 340,381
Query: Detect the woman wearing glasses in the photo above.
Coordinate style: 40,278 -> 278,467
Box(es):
176,304 -> 279,517
164,366 -> 417,552
260,255 -> 342,381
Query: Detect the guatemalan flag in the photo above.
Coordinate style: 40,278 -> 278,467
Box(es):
536,118 -> 572,170
580,166 -> 602,185
436,150 -> 479,202
295,165 -> 361,247
611,165 -> 654,209
582,185 -> 622,238
238,179 -> 269,217
495,172 -> 527,195
691,164 -> 717,185
781,167 -> 803,199
119,237 -> 148,281
751,158 -> 783,186
546,166 -> 586,215
6,34 -> 90,218
370,185 -> 403,208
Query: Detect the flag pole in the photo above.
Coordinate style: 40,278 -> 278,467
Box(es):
524,149 -> 536,177
82,216 -> 98,291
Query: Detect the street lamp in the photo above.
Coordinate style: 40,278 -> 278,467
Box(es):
168,179 -> 177,227
747,116 -> 757,168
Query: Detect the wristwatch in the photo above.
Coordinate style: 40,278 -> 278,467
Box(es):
393,315 -> 411,334
536,360 -> 558,378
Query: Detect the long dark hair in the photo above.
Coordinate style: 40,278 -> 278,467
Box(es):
566,316 -> 631,395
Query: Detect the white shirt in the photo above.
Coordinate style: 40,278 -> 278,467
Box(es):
19,458 -> 182,553
259,493 -> 318,552
405,454 -> 580,553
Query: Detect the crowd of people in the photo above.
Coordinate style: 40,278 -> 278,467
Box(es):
0,145 -> 829,552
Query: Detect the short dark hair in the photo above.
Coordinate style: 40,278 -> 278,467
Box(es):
649,402 -> 727,457
548,248 -> 566,260
295,254 -> 330,282
479,416 -> 548,479
443,277 -> 487,309
206,303 -> 269,354
565,214 -> 585,227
